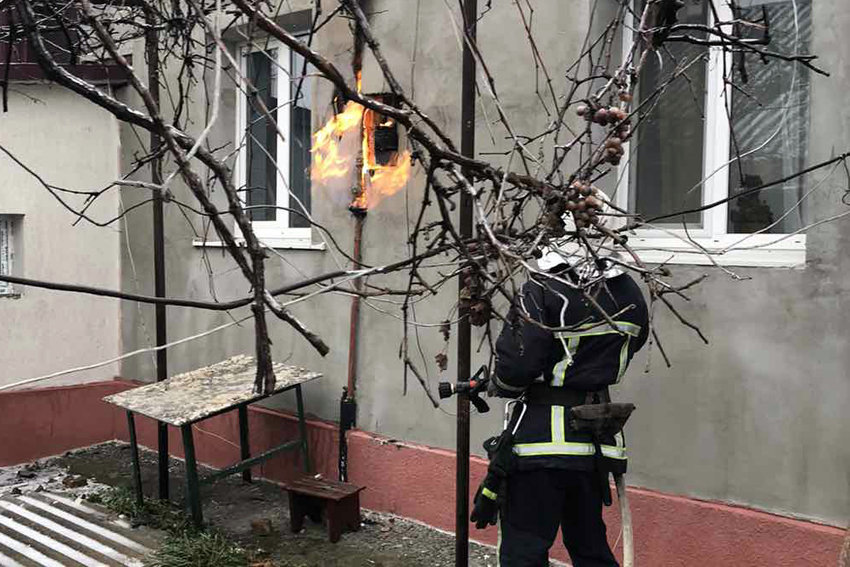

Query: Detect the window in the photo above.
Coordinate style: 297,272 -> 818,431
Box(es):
618,0 -> 812,266
236,38 -> 313,247
0,215 -> 19,297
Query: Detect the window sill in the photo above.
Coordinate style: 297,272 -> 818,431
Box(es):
626,235 -> 806,268
192,238 -> 326,251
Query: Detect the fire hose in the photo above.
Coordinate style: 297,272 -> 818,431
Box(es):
438,365 -> 491,414
615,473 -> 634,567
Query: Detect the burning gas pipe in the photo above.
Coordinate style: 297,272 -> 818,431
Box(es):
311,99 -> 411,212
315,91 -> 410,481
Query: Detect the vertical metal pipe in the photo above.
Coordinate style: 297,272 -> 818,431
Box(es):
238,405 -> 252,483
340,210 -> 364,482
144,8 -> 169,502
347,2 -> 366,401
457,1 -> 477,565
347,213 -> 364,397
341,6 -> 366,481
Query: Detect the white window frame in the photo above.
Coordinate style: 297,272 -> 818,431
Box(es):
234,38 -> 312,249
0,215 -> 17,297
616,2 -> 806,268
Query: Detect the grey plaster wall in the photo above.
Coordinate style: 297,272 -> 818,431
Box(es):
117,0 -> 850,527
0,85 -> 122,387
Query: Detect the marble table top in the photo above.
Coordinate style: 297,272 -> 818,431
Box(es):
103,355 -> 321,426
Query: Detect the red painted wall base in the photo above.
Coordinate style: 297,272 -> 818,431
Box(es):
0,380 -> 843,566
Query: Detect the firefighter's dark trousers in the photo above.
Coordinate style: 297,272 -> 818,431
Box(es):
498,468 -> 618,567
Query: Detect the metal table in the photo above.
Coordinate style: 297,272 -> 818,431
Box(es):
104,355 -> 321,527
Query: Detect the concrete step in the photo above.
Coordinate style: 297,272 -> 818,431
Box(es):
0,492 -> 160,567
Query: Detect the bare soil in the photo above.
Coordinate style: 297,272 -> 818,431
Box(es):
34,442 -> 501,567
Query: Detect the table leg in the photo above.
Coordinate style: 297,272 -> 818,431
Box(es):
126,412 -> 143,507
158,422 -> 169,501
295,385 -> 311,473
181,424 -> 203,527
238,405 -> 251,483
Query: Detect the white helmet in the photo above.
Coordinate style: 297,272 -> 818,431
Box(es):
536,196 -> 625,280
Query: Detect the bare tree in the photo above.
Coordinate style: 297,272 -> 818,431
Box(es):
0,0 -> 842,406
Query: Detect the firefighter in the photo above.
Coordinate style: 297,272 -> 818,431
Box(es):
471,250 -> 649,567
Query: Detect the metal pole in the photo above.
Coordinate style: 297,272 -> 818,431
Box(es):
238,404 -> 252,483
346,211 -> 365,401
144,7 -> 169,501
340,14 -> 366,482
456,1 -> 476,565
340,209 -> 364,482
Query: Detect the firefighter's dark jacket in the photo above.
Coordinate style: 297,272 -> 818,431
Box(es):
493,267 -> 649,473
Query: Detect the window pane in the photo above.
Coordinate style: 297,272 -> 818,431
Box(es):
246,49 -> 278,222
631,0 -> 708,226
727,0 -> 811,234
289,50 -> 312,229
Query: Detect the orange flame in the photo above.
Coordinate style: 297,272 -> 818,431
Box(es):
311,101 -> 364,185
366,149 -> 412,203
311,77 -> 411,210
358,107 -> 412,209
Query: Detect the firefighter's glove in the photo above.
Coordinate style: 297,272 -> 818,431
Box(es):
470,476 -> 501,529
486,375 -> 500,398
471,432 -> 514,529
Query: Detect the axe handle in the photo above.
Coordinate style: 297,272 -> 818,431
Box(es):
615,473 -> 634,567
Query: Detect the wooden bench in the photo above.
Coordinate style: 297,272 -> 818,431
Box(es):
286,475 -> 364,543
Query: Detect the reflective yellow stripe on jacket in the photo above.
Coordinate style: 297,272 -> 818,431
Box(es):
513,402 -> 628,459
513,441 -> 626,460
551,321 -> 642,386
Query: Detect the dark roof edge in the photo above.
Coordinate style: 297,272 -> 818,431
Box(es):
0,63 -> 131,85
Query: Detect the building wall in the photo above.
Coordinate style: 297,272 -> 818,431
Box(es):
118,0 -> 850,528
620,0 -> 850,527
0,85 -> 122,388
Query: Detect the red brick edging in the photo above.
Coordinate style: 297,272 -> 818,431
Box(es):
0,380 -> 843,566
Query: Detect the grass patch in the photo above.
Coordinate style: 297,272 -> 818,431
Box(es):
87,487 -> 191,533
146,531 -> 246,567
89,487 -> 248,566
